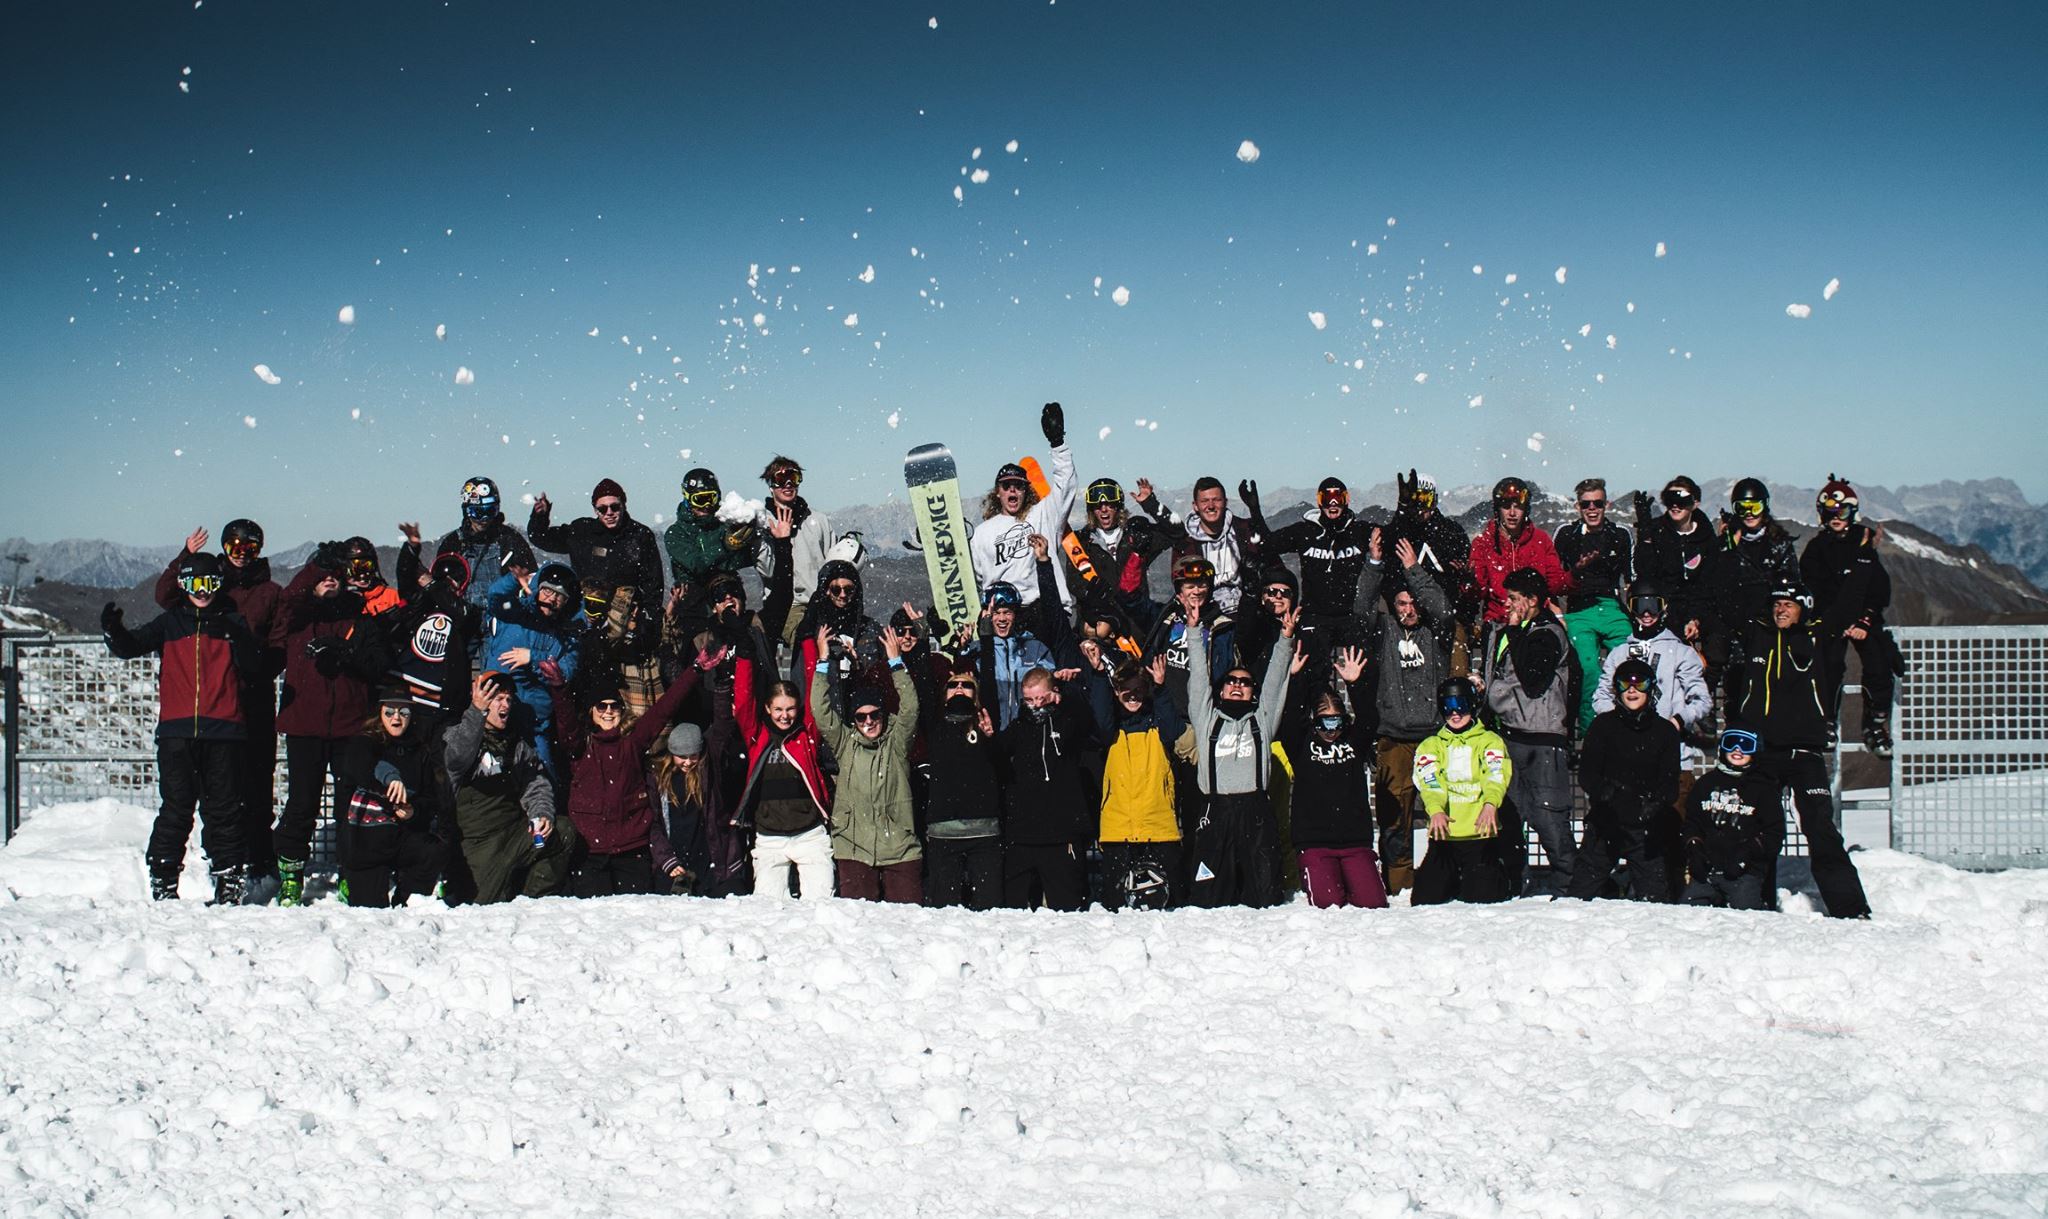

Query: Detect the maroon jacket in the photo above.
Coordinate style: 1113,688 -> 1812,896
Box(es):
554,668 -> 701,856
105,602 -> 258,741
275,563 -> 371,739
155,553 -> 283,720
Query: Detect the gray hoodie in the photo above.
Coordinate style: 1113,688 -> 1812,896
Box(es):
1186,626 -> 1292,795
1355,559 -> 1454,741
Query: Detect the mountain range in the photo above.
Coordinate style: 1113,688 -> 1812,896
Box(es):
6,477 -> 2047,630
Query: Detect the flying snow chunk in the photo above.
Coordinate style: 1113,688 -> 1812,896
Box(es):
1468,395 -> 1484,408
1148,421 -> 1158,431
1626,302 -> 1636,314
970,168 -> 989,184
1471,265 -> 1484,275
928,16 -> 937,27
1606,334 -> 1617,350
887,410 -> 901,429
1655,241 -> 1668,258
1307,311 -> 1328,331
1235,140 -> 1261,164
1786,303 -> 1813,319
1504,273 -> 1518,284
242,415 -> 258,428
1824,277 -> 1841,301
252,364 -> 281,385
434,323 -> 447,340
1413,372 -> 1428,384
1005,139 -> 1019,154
843,313 -> 860,327
1579,324 -> 1593,337
1098,425 -> 1112,440
751,312 -> 766,327
337,305 -> 355,325
350,408 -> 361,420
1554,266 -> 1568,285
859,264 -> 876,284
588,327 -> 600,337
952,185 -> 964,202
455,366 -> 476,385
1111,285 -> 1130,307
1526,433 -> 1545,452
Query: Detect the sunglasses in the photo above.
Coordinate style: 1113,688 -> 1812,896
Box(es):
1315,715 -> 1345,731
1261,587 -> 1292,600
1412,490 -> 1438,508
686,490 -> 720,510
1579,498 -> 1607,509
945,680 -> 977,692
768,468 -> 802,489
1116,686 -> 1146,701
1495,495 -> 1528,509
825,582 -> 857,597
179,573 -> 224,595
851,709 -> 885,725
594,500 -> 625,515
1221,674 -> 1254,688
592,700 -> 624,712
380,704 -> 414,718
1085,485 -> 1123,506
997,478 -> 1029,492
224,539 -> 262,560
583,592 -> 610,613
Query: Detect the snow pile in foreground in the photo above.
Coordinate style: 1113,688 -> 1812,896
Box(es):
3,800 -> 2047,1217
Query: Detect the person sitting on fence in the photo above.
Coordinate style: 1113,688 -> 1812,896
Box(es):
337,690 -> 448,908
442,671 -> 577,904
1680,729 -> 1777,911
102,551 -> 261,905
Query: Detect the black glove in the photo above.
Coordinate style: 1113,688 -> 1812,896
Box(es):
101,602 -> 124,634
1633,490 -> 1653,531
1040,401 -> 1065,448
304,635 -> 345,675
1237,479 -> 1261,513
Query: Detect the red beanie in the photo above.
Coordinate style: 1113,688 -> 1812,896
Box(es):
591,477 -> 627,506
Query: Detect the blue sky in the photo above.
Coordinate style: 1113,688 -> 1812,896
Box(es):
4,1 -> 2044,544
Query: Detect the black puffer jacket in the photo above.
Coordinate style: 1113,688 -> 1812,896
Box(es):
1800,524 -> 1891,630
996,678 -> 1104,846
527,507 -> 666,622
1720,520 -> 1799,633
1634,515 -> 1725,637
1578,706 -> 1680,822
1255,508 -> 1375,619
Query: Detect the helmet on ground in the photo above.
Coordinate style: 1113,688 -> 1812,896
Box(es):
1438,678 -> 1478,719
1817,475 -> 1860,524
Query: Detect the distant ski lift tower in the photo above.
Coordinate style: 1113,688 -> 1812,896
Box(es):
3,554 -> 27,605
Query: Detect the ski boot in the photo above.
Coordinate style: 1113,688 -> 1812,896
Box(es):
1863,713 -> 1894,758
276,858 -> 308,908
209,865 -> 248,907
148,857 -> 181,902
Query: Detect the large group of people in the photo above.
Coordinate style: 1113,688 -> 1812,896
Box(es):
105,403 -> 1896,919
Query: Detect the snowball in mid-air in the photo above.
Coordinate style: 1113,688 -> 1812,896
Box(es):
952,185 -> 964,202
1098,426 -> 1112,440
1526,433 -> 1545,452
1504,273 -> 1517,285
1111,285 -> 1130,307
928,16 -> 937,27
1005,139 -> 1019,154
252,364 -> 281,385
455,366 -> 476,384
242,415 -> 258,428
887,410 -> 901,429
1468,395 -> 1484,408
435,323 -> 447,340
1307,311 -> 1328,330
1471,265 -> 1483,275
1554,266 -> 1568,285
751,312 -> 766,327
843,313 -> 860,327
1606,334 -> 1617,350
337,305 -> 355,325
1413,372 -> 1429,384
1655,241 -> 1668,258
1786,303 -> 1813,319
859,265 -> 876,284
1824,277 -> 1841,301
350,407 -> 361,420
1235,140 -> 1261,164
970,168 -> 989,184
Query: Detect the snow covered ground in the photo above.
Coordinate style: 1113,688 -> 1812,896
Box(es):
3,800 -> 2047,1218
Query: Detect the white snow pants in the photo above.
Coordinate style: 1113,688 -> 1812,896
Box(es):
751,825 -> 835,900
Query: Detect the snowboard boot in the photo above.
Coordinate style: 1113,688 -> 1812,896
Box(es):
1863,713 -> 1894,758
209,865 -> 248,907
148,856 -> 181,902
276,858 -> 308,908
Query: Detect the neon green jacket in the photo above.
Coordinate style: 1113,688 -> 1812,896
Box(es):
1413,722 -> 1511,839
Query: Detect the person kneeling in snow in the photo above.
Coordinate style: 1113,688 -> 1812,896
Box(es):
1568,659 -> 1679,901
443,671 -> 577,903
1410,679 -> 1511,905
1680,729 -> 1777,911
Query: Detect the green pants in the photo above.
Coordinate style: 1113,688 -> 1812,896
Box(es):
462,814 -> 580,904
1565,599 -> 1632,733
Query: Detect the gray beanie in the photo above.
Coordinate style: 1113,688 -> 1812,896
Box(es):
666,722 -> 705,757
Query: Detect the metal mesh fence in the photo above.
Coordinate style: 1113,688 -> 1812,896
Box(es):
1892,627 -> 2048,869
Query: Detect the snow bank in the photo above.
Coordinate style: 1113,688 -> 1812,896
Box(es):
3,800 -> 2047,1217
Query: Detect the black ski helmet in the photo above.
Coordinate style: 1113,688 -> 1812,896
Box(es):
1611,657 -> 1659,702
176,550 -> 224,583
1438,678 -> 1478,720
1492,477 -> 1532,512
535,562 -> 577,600
682,467 -> 721,512
461,476 -> 502,521
1731,477 -> 1771,517
221,518 -> 264,550
1627,585 -> 1667,630
1085,477 -> 1124,508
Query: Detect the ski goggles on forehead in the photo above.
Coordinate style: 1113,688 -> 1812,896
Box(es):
1719,728 -> 1760,755
1735,498 -> 1766,517
686,489 -> 721,510
178,573 -> 224,595
768,467 -> 802,489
